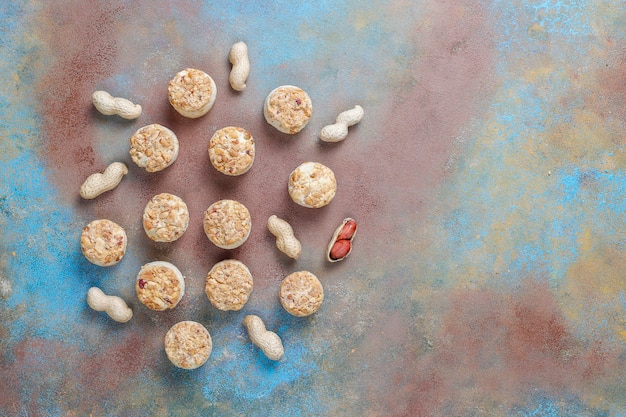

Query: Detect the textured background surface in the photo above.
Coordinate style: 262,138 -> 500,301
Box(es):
0,1 -> 625,416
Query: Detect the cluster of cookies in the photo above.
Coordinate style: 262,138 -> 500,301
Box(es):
80,41 -> 361,369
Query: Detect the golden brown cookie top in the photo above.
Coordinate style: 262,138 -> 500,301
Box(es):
168,68 -> 217,118
80,219 -> 127,267
129,124 -> 179,172
264,85 -> 312,134
279,271 -> 324,317
136,261 -> 185,311
205,259 -> 254,311
288,162 -> 337,208
164,321 -> 212,369
203,199 -> 252,249
208,126 -> 255,176
142,193 -> 189,242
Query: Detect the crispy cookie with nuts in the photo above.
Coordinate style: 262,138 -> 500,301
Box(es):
136,261 -> 185,311
279,271 -> 324,317
208,126 -> 255,176
143,193 -> 190,242
264,85 -> 312,134
168,68 -> 217,118
80,219 -> 127,267
288,162 -> 337,208
203,199 -> 252,249
205,259 -> 253,311
164,321 -> 212,369
129,124 -> 179,172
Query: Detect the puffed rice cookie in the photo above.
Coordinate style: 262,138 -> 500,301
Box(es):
164,321 -> 212,369
205,259 -> 253,311
80,219 -> 127,267
136,261 -> 185,311
129,124 -> 179,172
263,85 -> 312,134
279,271 -> 324,317
143,193 -> 190,242
288,162 -> 337,208
203,199 -> 252,249
168,68 -> 217,118
208,126 -> 255,176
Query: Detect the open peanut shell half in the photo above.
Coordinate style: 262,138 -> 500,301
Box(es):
326,218 -> 357,262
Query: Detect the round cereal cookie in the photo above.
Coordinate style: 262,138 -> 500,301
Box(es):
279,271 -> 324,317
288,162 -> 337,208
136,261 -> 185,311
143,193 -> 190,242
80,219 -> 127,267
164,321 -> 212,369
205,259 -> 253,311
168,68 -> 217,118
129,123 -> 179,172
208,126 -> 255,176
263,85 -> 312,134
203,199 -> 252,249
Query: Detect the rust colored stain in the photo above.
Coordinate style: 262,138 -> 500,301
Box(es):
2,338 -> 75,416
354,1 -> 501,414
36,3 -> 124,184
76,332 -> 157,400
364,0 -> 498,237
0,355 -> 22,415
593,51 -> 626,121
378,281 -> 619,417
0,333 -> 158,415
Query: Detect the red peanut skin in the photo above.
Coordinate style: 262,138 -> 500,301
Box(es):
336,220 -> 357,241
327,218 -> 357,262
330,239 -> 351,260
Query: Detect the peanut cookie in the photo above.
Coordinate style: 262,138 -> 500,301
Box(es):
80,219 -> 127,267
203,199 -> 252,249
129,124 -> 179,172
164,321 -> 212,369
136,261 -> 185,311
208,126 -> 255,176
288,162 -> 337,208
263,85 -> 312,134
168,68 -> 217,118
143,193 -> 190,242
205,259 -> 253,311
279,271 -> 324,317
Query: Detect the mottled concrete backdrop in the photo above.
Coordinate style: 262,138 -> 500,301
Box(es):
0,1 -> 624,416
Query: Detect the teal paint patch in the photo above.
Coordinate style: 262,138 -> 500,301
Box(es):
490,0 -> 593,75
432,164 -> 626,287
199,316 -> 330,416
527,0 -> 591,36
0,150 -> 99,343
493,0 -> 593,40
199,1 -> 349,74
420,6 -> 626,284
507,392 -> 614,417
195,0 -> 421,100
557,170 -> 582,204
0,1 -> 99,345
